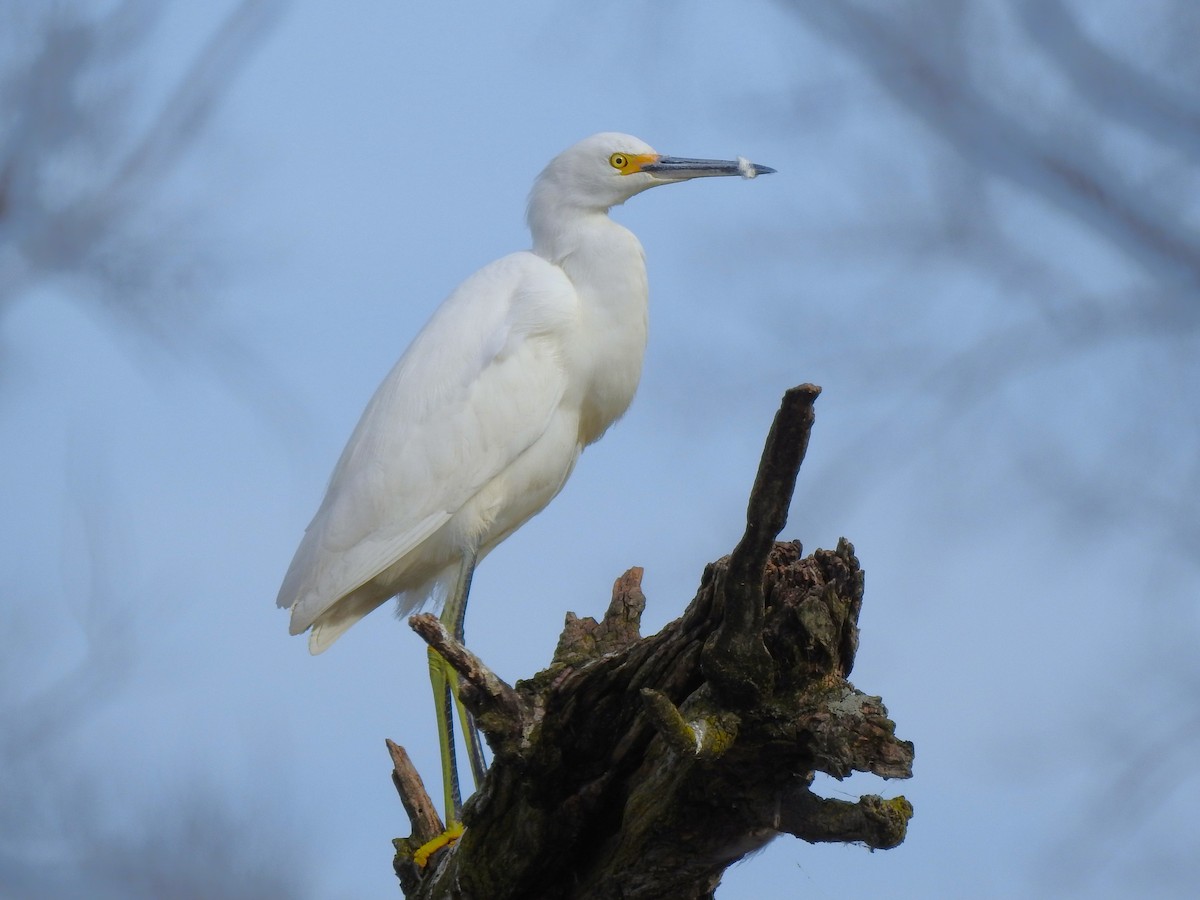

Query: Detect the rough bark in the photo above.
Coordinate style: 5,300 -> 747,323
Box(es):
388,384 -> 914,899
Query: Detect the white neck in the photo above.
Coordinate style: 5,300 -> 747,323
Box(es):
526,191 -> 649,445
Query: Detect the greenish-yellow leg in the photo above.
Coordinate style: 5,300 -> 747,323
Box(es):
427,644 -> 462,825
446,557 -> 487,788
426,551 -> 488,831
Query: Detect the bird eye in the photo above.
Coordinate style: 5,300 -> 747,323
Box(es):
609,153 -> 629,170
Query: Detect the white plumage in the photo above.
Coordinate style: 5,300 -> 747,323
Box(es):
276,131 -> 773,830
278,133 -> 775,653
279,251 -> 586,652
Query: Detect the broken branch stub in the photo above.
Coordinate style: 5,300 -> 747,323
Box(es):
702,384 -> 821,706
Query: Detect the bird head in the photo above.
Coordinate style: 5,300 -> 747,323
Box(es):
530,132 -> 775,214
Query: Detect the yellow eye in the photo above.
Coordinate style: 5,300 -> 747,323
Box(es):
609,152 -> 629,170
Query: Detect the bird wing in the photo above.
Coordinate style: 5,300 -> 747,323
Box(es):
278,252 -> 578,633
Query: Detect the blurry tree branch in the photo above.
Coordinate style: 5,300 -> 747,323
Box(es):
780,1 -> 1200,295
773,0 -> 1200,560
1015,0 -> 1200,164
0,6 -> 316,897
0,0 -> 285,348
388,386 -> 914,899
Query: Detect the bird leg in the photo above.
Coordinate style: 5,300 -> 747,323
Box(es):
444,554 -> 488,787
414,642 -> 469,871
414,553 -> 485,869
419,551 -> 486,868
427,644 -> 463,825
442,552 -> 488,788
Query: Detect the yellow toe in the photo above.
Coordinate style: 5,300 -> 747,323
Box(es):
413,822 -> 465,868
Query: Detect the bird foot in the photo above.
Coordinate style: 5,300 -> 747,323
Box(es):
412,822 -> 465,869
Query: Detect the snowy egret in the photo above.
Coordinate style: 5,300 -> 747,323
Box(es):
277,132 -> 774,847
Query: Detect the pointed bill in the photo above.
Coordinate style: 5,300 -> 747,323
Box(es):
640,155 -> 777,181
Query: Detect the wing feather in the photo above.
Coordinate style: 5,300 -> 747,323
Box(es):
278,251 -> 577,632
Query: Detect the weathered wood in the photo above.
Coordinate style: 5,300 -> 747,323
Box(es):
387,740 -> 444,895
408,613 -> 523,750
388,385 -> 914,899
703,383 -> 820,705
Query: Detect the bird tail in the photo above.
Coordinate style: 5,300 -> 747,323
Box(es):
305,589 -> 391,654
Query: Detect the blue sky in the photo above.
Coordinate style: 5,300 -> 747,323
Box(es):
3,2 -> 1198,898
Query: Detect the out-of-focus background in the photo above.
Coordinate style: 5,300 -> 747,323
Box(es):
3,2 -> 1197,897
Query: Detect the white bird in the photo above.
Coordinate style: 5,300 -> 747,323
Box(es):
277,132 -> 773,844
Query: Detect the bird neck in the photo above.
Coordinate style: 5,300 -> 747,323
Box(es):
528,206 -> 647,304
529,199 -> 608,265
527,204 -> 649,447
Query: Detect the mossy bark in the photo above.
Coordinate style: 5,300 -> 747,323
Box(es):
390,385 -> 914,899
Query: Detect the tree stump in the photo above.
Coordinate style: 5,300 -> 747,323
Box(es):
388,385 -> 914,899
